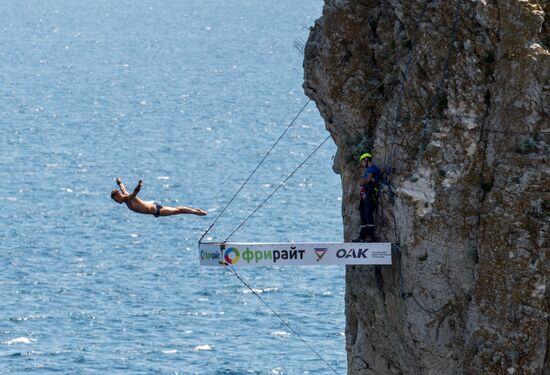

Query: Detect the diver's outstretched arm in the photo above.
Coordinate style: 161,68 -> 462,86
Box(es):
127,179 -> 143,201
116,178 -> 129,194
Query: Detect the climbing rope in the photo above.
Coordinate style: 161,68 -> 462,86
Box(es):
196,101 -> 339,372
203,33 -> 439,244
225,265 -> 341,375
222,61 -> 426,241
225,135 -> 331,242
199,100 -> 311,243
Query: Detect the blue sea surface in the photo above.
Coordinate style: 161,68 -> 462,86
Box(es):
0,1 -> 346,374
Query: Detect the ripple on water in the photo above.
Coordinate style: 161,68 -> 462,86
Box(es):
243,287 -> 279,294
2,337 -> 36,345
3,351 -> 43,358
270,331 -> 290,338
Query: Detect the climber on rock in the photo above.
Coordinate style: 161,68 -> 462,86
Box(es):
353,152 -> 381,242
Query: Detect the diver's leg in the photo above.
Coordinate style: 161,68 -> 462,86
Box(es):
157,206 -> 181,216
158,206 -> 206,216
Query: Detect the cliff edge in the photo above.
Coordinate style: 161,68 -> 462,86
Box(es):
303,1 -> 549,374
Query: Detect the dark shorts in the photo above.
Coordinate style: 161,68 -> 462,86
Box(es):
154,203 -> 163,217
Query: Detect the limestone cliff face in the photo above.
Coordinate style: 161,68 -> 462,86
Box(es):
303,1 -> 549,374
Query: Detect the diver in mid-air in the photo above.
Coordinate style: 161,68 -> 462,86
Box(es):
111,178 -> 207,217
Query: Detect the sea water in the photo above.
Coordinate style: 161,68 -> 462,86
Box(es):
0,1 -> 346,374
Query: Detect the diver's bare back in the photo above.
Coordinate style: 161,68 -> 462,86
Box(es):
111,178 -> 207,217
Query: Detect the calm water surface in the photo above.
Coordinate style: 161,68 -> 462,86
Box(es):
0,1 -> 346,374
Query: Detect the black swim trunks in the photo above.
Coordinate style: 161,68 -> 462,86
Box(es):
154,203 -> 163,217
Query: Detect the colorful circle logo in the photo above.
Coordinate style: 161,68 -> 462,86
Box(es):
224,247 -> 240,265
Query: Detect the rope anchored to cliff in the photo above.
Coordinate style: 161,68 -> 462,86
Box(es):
224,135 -> 331,242
199,99 -> 314,243
198,100 -> 345,375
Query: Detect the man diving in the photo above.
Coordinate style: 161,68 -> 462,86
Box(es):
111,178 -> 207,217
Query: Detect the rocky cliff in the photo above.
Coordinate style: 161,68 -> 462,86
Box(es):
303,1 -> 549,374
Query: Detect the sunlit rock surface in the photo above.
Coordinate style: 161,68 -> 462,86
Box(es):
303,1 -> 549,374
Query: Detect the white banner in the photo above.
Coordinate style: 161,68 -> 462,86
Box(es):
198,242 -> 392,267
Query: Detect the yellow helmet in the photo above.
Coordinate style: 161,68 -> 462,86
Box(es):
359,152 -> 372,162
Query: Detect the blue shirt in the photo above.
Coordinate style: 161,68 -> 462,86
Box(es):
361,164 -> 381,198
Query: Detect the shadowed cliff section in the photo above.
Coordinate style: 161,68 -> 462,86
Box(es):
303,1 -> 549,374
